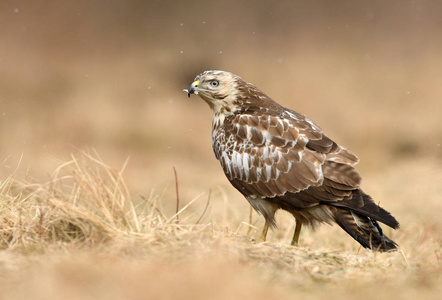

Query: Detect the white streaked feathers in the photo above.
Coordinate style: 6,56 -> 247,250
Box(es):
213,114 -> 325,191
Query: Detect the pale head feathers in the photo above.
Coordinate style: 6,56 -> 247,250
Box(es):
189,70 -> 254,115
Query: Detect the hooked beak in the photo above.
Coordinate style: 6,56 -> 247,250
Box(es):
183,80 -> 199,98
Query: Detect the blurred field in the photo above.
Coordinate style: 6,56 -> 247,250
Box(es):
0,0 -> 441,299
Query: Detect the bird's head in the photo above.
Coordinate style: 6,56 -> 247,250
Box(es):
184,70 -> 243,115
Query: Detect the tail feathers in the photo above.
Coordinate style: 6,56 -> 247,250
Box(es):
333,189 -> 400,229
332,207 -> 398,252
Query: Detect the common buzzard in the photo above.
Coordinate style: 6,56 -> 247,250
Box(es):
185,70 -> 399,251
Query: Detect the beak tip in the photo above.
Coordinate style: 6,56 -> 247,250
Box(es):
183,89 -> 191,98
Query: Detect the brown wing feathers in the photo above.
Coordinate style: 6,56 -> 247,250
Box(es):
332,189 -> 400,229
219,106 -> 399,251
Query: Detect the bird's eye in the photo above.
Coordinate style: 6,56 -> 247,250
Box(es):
210,80 -> 219,87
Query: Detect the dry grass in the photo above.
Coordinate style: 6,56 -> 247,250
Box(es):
0,152 -> 441,300
0,152 -> 203,251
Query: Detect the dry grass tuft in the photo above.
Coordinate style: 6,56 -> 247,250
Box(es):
0,152 -> 210,253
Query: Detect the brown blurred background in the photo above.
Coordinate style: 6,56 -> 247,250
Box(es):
1,0 -> 442,220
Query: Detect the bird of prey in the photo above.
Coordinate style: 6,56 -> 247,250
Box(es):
184,70 -> 399,251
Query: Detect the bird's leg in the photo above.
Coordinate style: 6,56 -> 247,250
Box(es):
291,222 -> 302,246
258,223 -> 269,243
246,206 -> 253,235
